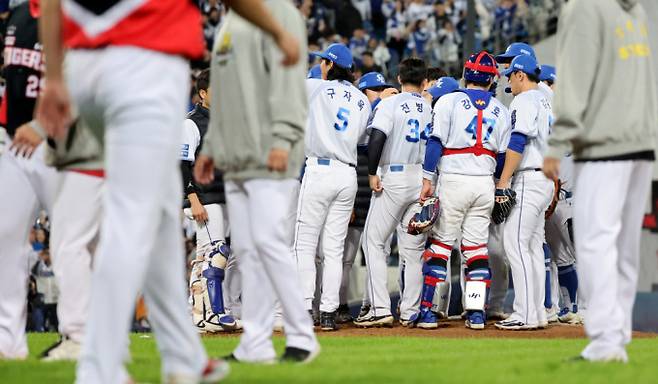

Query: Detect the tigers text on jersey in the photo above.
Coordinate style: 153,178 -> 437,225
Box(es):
305,79 -> 372,165
368,92 -> 432,166
509,89 -> 552,171
432,90 -> 511,176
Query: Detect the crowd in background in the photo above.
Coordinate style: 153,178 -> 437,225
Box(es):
194,0 -> 562,79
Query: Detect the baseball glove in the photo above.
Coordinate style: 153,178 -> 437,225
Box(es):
545,179 -> 562,220
492,188 -> 517,224
407,197 -> 440,235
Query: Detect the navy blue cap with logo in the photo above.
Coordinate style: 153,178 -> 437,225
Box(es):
312,43 -> 353,69
427,76 -> 460,104
357,72 -> 393,91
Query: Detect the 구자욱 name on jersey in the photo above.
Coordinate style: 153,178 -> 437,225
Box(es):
325,87 -> 366,111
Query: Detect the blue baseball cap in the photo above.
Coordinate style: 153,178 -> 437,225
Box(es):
539,65 -> 556,82
357,72 -> 393,91
307,64 -> 322,79
501,54 -> 541,77
427,77 -> 460,101
312,43 -> 353,69
495,42 -> 536,63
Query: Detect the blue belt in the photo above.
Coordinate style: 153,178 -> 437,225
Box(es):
317,158 -> 356,168
389,165 -> 404,172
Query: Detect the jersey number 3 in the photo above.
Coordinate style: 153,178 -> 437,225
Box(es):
405,119 -> 431,143
334,107 -> 350,131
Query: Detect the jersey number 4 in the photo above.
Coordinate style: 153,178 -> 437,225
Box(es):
465,116 -> 496,142
405,119 -> 431,143
334,107 -> 350,131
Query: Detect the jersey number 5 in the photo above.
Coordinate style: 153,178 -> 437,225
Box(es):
334,107 -> 350,132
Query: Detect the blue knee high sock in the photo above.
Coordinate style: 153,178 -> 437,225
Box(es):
543,243 -> 552,309
558,264 -> 578,312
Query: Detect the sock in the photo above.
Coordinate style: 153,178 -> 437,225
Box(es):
543,243 -> 552,309
558,264 -> 578,313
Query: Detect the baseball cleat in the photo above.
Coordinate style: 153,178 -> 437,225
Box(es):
558,308 -> 584,325
353,313 -> 394,328
546,307 -> 559,323
40,335 -> 81,362
206,313 -> 238,332
487,310 -> 510,321
416,310 -> 438,329
336,305 -> 353,324
465,311 -> 485,330
320,311 -> 338,331
494,319 -> 537,331
280,345 -> 321,364
358,304 -> 371,318
538,321 -> 549,329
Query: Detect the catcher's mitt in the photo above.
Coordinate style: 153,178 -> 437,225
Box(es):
407,197 -> 440,235
492,188 -> 517,224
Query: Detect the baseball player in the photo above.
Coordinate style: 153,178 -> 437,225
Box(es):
354,58 -> 432,328
38,0 -> 229,381
419,51 -> 511,330
543,0 -> 656,363
181,69 -> 238,333
294,43 -> 371,331
195,0 -> 319,363
537,65 -> 582,324
494,54 -> 554,331
0,0 -> 61,359
486,42 -> 538,321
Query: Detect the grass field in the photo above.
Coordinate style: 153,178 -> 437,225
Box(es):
2,332 -> 658,384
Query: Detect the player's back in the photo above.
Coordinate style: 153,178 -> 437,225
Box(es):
434,90 -> 510,176
509,89 -> 551,169
368,92 -> 432,166
305,79 -> 371,165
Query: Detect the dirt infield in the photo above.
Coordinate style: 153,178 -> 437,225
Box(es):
209,319 -> 656,339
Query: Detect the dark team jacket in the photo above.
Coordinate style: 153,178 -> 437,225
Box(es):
2,2 -> 41,137
181,104 -> 225,208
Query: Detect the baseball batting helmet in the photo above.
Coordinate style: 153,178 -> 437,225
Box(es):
463,51 -> 499,84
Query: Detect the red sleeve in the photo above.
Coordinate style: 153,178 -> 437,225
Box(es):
0,89 -> 7,127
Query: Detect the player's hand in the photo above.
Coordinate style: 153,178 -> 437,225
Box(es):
369,175 -> 383,193
542,157 -> 561,181
496,179 -> 511,190
267,148 -> 289,172
10,124 -> 44,158
380,88 -> 399,99
36,79 -> 72,140
274,30 -> 300,66
194,155 -> 215,184
420,178 -> 434,202
190,200 -> 209,224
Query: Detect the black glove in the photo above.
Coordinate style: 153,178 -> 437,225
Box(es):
492,188 -> 517,224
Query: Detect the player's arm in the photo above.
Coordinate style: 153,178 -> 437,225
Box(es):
182,120 -> 208,223
224,0 -> 300,66
262,3 -> 307,172
366,100 -> 393,192
36,0 -> 72,139
494,108 -> 512,180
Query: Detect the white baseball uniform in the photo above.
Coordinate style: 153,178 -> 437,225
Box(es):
503,88 -> 554,328
361,91 -> 431,321
425,90 -> 511,315
295,78 -> 371,314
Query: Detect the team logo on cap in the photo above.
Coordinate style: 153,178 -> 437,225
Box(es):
376,74 -> 385,83
329,53 -> 338,60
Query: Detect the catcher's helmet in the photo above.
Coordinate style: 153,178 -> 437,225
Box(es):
463,51 -> 498,84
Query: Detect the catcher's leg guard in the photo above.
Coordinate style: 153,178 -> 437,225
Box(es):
420,239 -> 451,312
462,244 -> 491,313
203,266 -> 227,315
558,264 -> 578,313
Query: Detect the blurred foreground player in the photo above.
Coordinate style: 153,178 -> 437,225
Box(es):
543,0 -> 657,362
195,0 -> 319,363
37,0 -> 228,382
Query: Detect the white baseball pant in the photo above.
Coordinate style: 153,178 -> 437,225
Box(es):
295,158 -> 357,313
67,47 -> 207,383
0,141 -> 60,359
503,170 -> 554,327
50,171 -> 103,344
574,160 -> 651,361
362,164 -> 424,320
340,226 -> 363,306
225,179 -> 317,362
546,199 -> 576,310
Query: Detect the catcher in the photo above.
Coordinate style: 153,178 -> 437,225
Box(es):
417,51 -> 511,330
